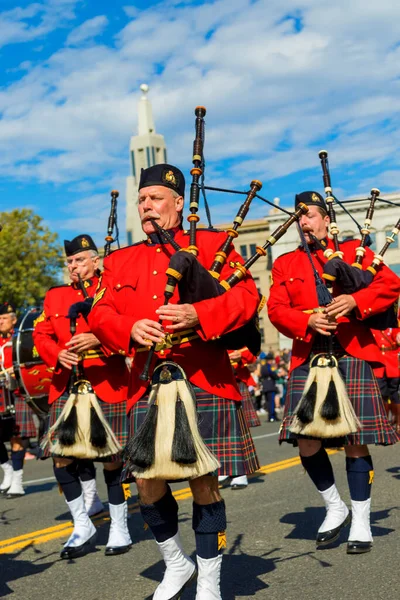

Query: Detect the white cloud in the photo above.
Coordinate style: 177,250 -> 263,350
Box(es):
66,15 -> 108,46
0,0 -> 399,213
0,0 -> 81,48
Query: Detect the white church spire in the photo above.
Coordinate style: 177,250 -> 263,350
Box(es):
125,84 -> 168,245
138,84 -> 155,136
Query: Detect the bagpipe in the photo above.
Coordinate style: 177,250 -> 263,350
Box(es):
124,106 -> 309,480
317,150 -> 399,329
290,150 -> 399,439
42,275 -> 121,459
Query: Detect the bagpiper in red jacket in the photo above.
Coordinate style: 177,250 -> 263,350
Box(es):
88,229 -> 259,412
268,238 -> 400,376
33,276 -> 128,405
228,348 -> 257,388
371,328 -> 400,378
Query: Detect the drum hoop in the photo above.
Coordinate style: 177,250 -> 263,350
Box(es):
13,306 -> 43,401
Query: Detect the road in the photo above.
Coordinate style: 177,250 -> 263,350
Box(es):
1,416 -> 399,600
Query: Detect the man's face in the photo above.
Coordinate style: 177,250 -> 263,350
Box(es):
66,250 -> 99,283
0,314 -> 16,335
299,206 -> 330,243
138,186 -> 184,235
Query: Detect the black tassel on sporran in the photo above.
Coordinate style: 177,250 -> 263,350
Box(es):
171,395 -> 197,464
57,405 -> 78,446
124,402 -> 158,469
90,407 -> 108,448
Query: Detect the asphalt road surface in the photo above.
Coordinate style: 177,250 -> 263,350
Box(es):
1,416 -> 399,600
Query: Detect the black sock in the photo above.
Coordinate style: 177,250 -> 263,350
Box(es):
53,462 -> 81,502
346,455 -> 373,501
103,466 -> 125,505
0,442 -> 8,464
140,486 -> 178,543
193,500 -> 227,559
11,449 -> 25,471
77,459 -> 96,482
300,447 -> 335,492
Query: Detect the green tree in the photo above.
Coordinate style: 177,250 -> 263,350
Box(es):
0,209 -> 63,311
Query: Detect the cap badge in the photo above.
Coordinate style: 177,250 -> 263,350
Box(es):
311,193 -> 320,202
81,237 -> 90,248
163,170 -> 177,186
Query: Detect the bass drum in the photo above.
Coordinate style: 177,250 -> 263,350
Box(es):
0,377 -> 16,442
12,307 -> 52,420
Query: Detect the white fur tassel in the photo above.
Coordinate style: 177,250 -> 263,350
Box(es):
290,366 -> 361,438
42,391 -> 122,459
131,379 -> 220,480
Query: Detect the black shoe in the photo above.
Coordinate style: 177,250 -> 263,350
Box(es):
0,488 -> 10,495
105,543 -> 132,556
5,492 -> 25,499
316,513 -> 351,547
346,541 -> 372,554
60,533 -> 97,560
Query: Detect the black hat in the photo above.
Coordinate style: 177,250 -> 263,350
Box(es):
0,302 -> 15,315
295,191 -> 327,212
138,164 -> 185,197
64,234 -> 98,257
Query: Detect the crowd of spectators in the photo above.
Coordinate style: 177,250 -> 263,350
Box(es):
249,348 -> 291,422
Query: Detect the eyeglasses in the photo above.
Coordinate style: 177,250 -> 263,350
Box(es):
65,257 -> 91,267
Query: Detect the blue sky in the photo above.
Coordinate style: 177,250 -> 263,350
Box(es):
0,0 -> 399,248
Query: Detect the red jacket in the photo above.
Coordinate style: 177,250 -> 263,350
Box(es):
371,328 -> 400,378
267,238 -> 400,376
33,277 -> 128,405
228,348 -> 257,387
0,333 -> 13,370
88,229 -> 259,411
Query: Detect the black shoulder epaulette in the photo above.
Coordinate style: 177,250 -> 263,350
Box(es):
48,283 -> 70,292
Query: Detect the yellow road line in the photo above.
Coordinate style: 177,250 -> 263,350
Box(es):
0,450 -> 340,554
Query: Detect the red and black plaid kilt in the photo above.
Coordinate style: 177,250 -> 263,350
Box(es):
279,356 -> 399,447
129,385 -> 260,477
41,393 -> 129,462
12,395 -> 37,439
239,381 -> 261,428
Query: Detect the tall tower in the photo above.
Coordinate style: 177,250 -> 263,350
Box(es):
126,84 -> 168,244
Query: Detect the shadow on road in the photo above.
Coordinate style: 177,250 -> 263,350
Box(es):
0,508 -> 20,528
386,465 -> 400,480
280,505 -> 398,543
0,544 -> 57,598
24,482 -> 58,495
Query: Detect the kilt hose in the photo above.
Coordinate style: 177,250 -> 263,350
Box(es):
129,385 -> 260,477
12,395 -> 38,439
239,381 -> 261,428
41,392 -> 129,462
279,355 -> 399,448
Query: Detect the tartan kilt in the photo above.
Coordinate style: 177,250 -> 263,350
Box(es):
279,356 -> 399,447
41,392 -> 129,462
13,395 -> 38,439
129,385 -> 260,477
239,381 -> 261,428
